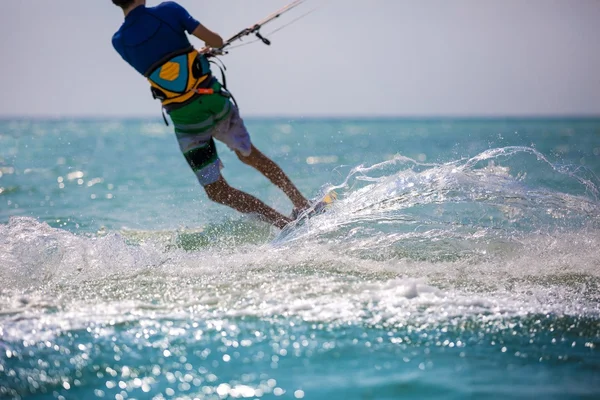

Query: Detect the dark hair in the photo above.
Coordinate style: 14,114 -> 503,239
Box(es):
112,0 -> 135,8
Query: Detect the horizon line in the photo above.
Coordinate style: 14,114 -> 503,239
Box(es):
1,113 -> 600,121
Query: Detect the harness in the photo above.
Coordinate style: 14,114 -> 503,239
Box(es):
144,46 -> 211,107
144,46 -> 237,126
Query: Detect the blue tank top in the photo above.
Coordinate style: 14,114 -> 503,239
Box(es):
112,2 -> 201,75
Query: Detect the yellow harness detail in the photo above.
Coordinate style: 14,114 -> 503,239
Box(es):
145,47 -> 211,107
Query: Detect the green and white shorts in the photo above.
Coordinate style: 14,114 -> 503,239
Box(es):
169,88 -> 252,186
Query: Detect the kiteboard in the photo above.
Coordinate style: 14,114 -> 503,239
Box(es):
286,190 -> 337,228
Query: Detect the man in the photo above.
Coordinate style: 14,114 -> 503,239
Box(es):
112,0 -> 312,229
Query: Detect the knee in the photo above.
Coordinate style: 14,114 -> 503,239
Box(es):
236,146 -> 262,166
204,179 -> 231,203
236,151 -> 255,166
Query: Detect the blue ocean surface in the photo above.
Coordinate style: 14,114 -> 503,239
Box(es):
1,117 -> 599,399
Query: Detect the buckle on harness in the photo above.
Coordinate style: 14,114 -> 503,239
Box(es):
195,88 -> 215,95
194,87 -> 232,99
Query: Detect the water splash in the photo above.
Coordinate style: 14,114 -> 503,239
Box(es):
275,147 -> 600,249
1,147 -> 599,346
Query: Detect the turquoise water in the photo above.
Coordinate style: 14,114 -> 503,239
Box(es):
1,117 -> 599,399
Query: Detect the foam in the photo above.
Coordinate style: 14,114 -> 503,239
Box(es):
1,147 -> 599,342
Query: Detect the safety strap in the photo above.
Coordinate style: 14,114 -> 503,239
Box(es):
209,57 -> 239,109
209,57 -> 228,89
161,108 -> 169,126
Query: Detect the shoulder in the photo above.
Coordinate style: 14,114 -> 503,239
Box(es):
152,1 -> 199,32
147,2 -> 190,20
111,29 -> 123,51
154,1 -> 186,13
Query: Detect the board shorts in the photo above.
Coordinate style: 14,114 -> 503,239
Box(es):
168,82 -> 252,186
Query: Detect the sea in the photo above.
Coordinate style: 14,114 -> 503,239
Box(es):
1,116 -> 599,399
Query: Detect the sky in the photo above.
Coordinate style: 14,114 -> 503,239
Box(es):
0,0 -> 599,117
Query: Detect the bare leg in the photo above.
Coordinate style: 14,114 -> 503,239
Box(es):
204,177 -> 291,229
236,145 -> 310,210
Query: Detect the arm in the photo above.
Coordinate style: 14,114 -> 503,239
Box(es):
192,24 -> 224,48
164,2 -> 223,48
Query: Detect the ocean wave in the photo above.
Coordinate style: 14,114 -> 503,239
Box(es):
1,147 -> 599,342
